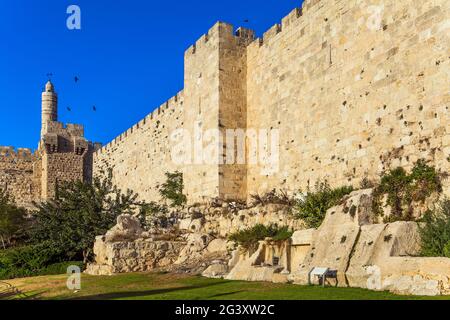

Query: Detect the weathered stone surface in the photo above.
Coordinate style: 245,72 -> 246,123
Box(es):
291,229 -> 316,246
202,264 -> 228,279
105,214 -> 143,242
92,0 -> 449,206
290,190 -> 374,286
1,82 -> 97,209
86,236 -> 185,275
206,239 -> 228,254
224,189 -> 450,296
176,233 -> 213,264
225,242 -> 285,282
287,189 -> 450,295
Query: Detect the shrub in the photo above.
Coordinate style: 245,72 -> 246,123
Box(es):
0,243 -> 67,280
159,172 -> 187,207
0,189 -> 29,249
373,160 -> 445,222
419,199 -> 450,258
229,224 -> 293,251
250,189 -> 295,206
29,168 -> 143,263
293,181 -> 353,229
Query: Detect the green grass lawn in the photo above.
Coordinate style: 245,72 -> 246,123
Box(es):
3,272 -> 450,300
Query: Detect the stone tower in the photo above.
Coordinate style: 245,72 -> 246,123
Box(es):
183,22 -> 255,203
38,81 -> 98,200
41,81 -> 58,138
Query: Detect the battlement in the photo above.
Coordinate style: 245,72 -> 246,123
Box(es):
0,146 -> 34,161
96,90 -> 185,155
185,22 -> 255,56
248,0 -> 328,50
46,121 -> 85,137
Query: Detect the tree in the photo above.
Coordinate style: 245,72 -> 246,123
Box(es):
30,169 -> 143,263
0,189 -> 28,249
159,172 -> 187,207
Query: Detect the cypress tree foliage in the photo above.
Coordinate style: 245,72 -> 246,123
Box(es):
30,169 -> 143,263
0,189 -> 28,249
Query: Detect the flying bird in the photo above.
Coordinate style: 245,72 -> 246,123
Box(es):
67,106 -> 72,112
92,105 -> 97,112
74,76 -> 80,83
243,19 -> 250,23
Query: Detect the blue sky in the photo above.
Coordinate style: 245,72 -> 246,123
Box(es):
0,0 -> 302,150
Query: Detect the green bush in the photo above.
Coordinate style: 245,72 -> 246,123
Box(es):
229,224 -> 293,251
159,172 -> 187,207
30,168 -> 143,263
0,189 -> 29,249
0,244 -> 73,280
293,181 -> 353,229
373,160 -> 444,222
419,199 -> 450,258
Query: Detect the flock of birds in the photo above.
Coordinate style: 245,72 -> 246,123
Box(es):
46,73 -> 97,113
44,19 -> 253,116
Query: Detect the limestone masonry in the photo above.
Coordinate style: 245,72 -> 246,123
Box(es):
0,81 -> 99,208
94,0 -> 449,204
1,0 -> 449,207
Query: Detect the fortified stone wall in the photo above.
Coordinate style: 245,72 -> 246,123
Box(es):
246,0 -> 450,196
93,0 -> 449,204
0,147 -> 40,208
40,121 -> 97,200
1,81 -> 98,207
94,92 -> 185,202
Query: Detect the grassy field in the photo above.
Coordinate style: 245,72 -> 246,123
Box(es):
2,272 -> 449,300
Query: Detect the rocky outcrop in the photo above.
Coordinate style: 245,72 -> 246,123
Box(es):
177,202 -> 303,238
287,189 -> 450,296
87,192 -> 450,296
224,189 -> 450,296
104,214 -> 144,242
85,237 -> 185,275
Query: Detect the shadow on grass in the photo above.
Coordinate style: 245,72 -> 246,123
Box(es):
71,280 -> 233,300
207,291 -> 246,299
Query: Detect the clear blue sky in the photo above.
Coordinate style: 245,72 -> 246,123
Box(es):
0,0 -> 302,150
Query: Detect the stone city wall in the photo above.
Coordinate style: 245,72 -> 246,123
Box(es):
93,0 -> 449,203
94,92 -> 185,202
0,147 -> 40,208
246,0 -> 449,196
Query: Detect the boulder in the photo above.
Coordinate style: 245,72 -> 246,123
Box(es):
207,239 -> 228,253
176,233 -> 213,264
105,214 -> 143,242
202,264 -> 228,279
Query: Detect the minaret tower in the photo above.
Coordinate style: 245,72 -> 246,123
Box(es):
41,81 -> 58,138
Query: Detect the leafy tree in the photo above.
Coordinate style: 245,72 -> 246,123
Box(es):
0,189 -> 28,249
293,181 -> 353,229
419,199 -> 450,258
30,169 -> 142,263
159,172 -> 187,207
